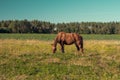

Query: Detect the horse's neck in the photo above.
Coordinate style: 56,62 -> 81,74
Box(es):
53,37 -> 58,47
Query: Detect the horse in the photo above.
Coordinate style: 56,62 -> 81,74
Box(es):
52,32 -> 83,53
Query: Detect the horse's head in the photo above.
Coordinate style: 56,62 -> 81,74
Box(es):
51,44 -> 56,53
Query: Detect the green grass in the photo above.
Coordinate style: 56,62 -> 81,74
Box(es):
0,34 -> 120,80
0,33 -> 120,40
0,34 -> 56,41
0,52 -> 120,80
83,34 -> 120,40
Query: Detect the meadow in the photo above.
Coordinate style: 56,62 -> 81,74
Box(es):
0,34 -> 120,80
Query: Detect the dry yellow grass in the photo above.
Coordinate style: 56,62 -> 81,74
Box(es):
84,40 -> 120,61
0,39 -> 52,55
0,39 -> 120,63
0,39 -> 120,55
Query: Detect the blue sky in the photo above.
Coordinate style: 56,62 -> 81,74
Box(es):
0,0 -> 120,23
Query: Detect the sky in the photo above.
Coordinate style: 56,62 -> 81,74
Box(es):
0,0 -> 120,23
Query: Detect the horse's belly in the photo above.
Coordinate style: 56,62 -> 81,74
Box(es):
64,41 -> 74,45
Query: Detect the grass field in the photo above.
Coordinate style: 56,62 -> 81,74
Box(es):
0,33 -> 120,40
0,34 -> 120,80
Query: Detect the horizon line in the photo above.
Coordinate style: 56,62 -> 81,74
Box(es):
0,19 -> 120,24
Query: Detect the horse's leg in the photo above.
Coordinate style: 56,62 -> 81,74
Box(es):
80,37 -> 84,53
75,43 -> 80,51
80,42 -> 84,53
60,43 -> 64,53
78,42 -> 84,53
76,41 -> 84,53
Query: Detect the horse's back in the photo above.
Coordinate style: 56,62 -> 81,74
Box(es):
56,32 -> 81,44
57,32 -> 81,40
57,32 -> 73,40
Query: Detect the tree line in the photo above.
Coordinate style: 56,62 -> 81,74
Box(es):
0,20 -> 120,34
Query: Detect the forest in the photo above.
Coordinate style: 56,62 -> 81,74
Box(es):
0,19 -> 120,34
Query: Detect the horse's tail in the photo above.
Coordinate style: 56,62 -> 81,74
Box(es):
80,36 -> 83,48
80,36 -> 84,53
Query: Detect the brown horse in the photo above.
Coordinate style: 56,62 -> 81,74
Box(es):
52,32 -> 83,53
